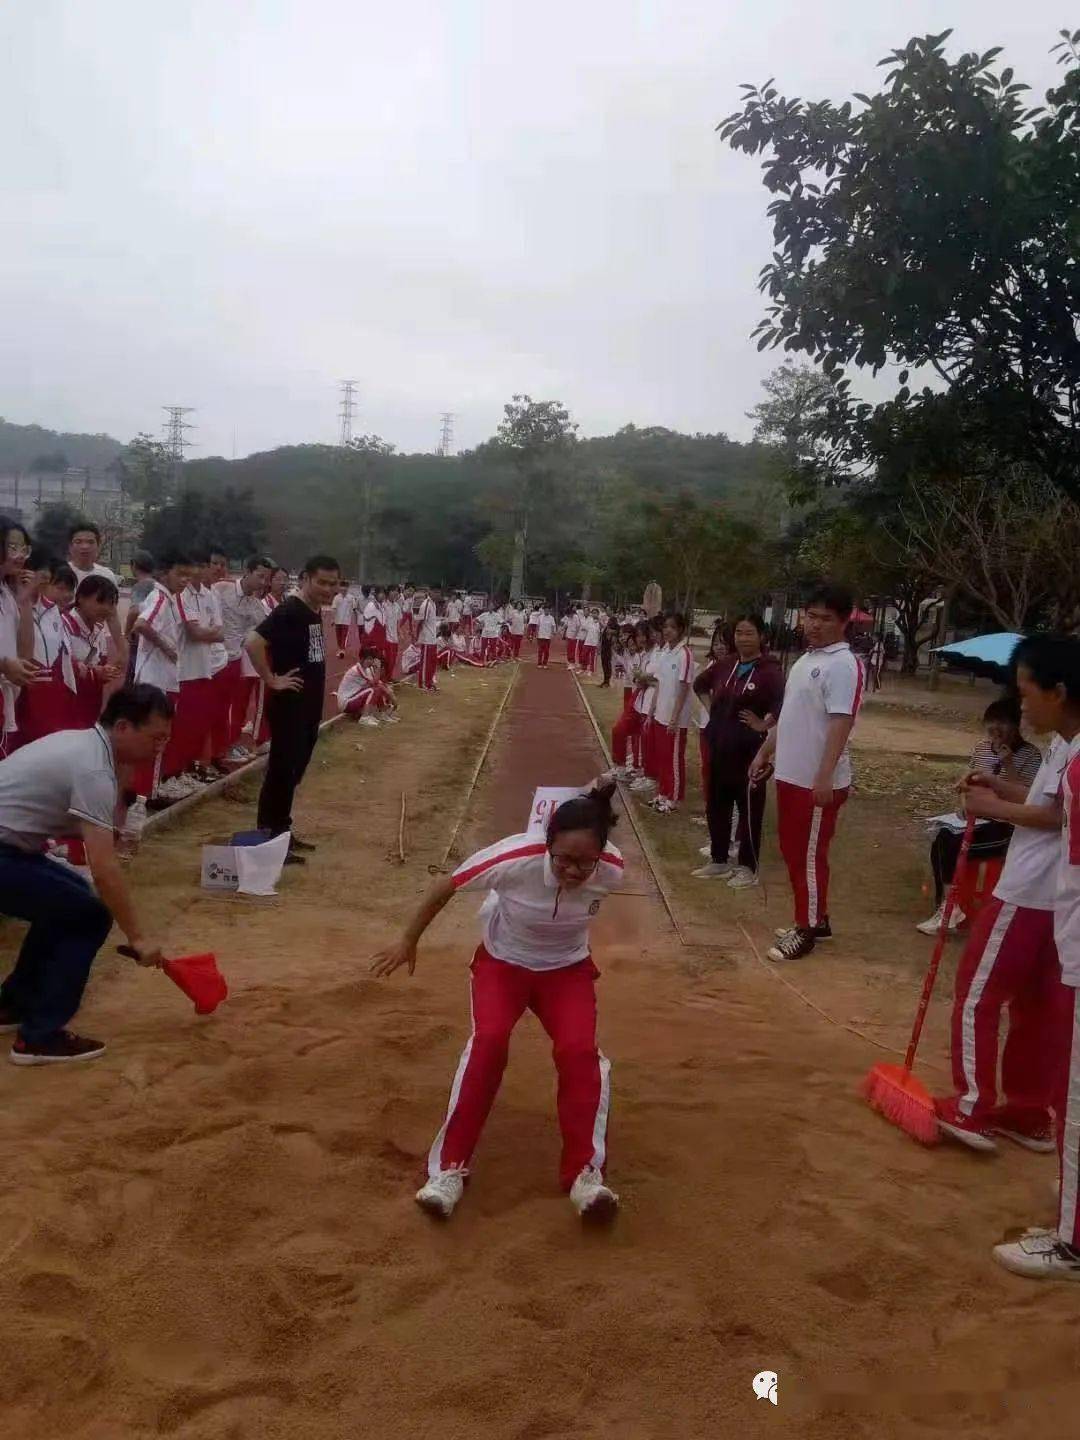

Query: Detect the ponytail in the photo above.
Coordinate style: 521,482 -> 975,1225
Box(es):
548,779 -> 618,850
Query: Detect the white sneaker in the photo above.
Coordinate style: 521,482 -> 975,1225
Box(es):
358,715 -> 380,728
691,862 -> 733,879
225,744 -> 253,763
727,866 -> 759,889
613,765 -> 632,781
699,843 -> 713,859
415,1169 -> 466,1218
992,1230 -> 1080,1281
917,904 -> 966,936
629,777 -> 655,793
570,1165 -> 619,1220
382,713 -> 401,724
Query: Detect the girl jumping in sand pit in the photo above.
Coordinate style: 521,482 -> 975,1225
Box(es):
370,781 -> 624,1221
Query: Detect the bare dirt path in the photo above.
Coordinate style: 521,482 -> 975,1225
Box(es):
0,648 -> 1072,1439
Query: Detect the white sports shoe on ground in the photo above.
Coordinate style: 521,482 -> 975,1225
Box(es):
629,777 -> 655,793
699,842 -> 713,858
570,1166 -> 619,1219
727,866 -> 759,889
691,862 -> 732,879
415,1170 -> 466,1218
358,715 -> 380,728
992,1230 -> 1080,1281
917,903 -> 965,936
381,713 -> 401,724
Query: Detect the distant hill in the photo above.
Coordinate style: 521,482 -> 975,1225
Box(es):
0,416 -> 124,473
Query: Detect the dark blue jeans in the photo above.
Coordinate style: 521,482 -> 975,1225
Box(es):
0,844 -> 112,1043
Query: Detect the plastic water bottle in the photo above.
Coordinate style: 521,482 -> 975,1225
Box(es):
119,796 -> 149,859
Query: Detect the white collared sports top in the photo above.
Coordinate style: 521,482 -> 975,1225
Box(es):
774,641 -> 863,789
452,831 -> 624,970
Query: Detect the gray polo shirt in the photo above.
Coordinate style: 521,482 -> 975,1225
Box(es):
0,725 -> 118,852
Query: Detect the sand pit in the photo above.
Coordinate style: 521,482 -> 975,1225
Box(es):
0,654 -> 1076,1439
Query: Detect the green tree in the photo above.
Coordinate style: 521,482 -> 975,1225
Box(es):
748,363 -> 839,506
117,433 -> 173,510
33,501 -> 88,560
489,396 -> 578,599
28,451 -> 70,474
141,487 -> 266,560
341,434 -> 396,583
720,29 -> 1080,498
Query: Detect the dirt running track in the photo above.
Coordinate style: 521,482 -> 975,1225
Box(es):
0,650 -> 1075,1439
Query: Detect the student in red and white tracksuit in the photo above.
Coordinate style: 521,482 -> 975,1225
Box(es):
649,615 -> 695,813
611,628 -> 645,772
527,608 -> 540,643
478,608 -> 502,666
628,624 -> 665,796
370,782 -> 624,1221
536,606 -> 556,668
564,608 -> 582,668
63,577 -> 123,729
131,561 -> 188,794
990,637 -> 1080,1281
507,603 -> 526,657
383,586 -> 403,679
415,589 -> 439,691
17,569 -> 76,745
578,611 -> 601,675
337,650 -> 395,719
935,738 -> 1073,1152
332,583 -> 356,657
176,575 -> 219,776
751,585 -> 863,962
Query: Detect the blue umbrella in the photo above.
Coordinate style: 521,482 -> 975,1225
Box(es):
933,632 -> 1023,679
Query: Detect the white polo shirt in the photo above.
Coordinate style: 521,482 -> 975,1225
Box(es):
479,610 -> 502,640
69,562 -> 120,591
62,607 -> 107,666
508,607 -> 526,637
654,641 -> 695,727
565,612 -> 581,640
445,598 -> 463,624
774,642 -> 863,790
134,583 -> 181,693
200,584 -> 228,674
528,610 -> 540,629
634,645 -> 661,718
582,617 -> 601,647
0,723 -> 118,851
453,831 -> 624,971
177,584 -> 214,682
537,612 -> 556,640
384,598 -> 402,643
332,591 -> 355,625
32,598 -> 67,668
994,737 -> 1068,912
415,596 -> 438,645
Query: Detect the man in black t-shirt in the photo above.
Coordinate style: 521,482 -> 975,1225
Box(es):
246,554 -> 341,860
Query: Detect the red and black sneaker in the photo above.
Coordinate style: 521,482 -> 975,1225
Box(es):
10,1031 -> 107,1066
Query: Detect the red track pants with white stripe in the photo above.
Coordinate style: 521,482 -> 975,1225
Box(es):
419,643 -> 438,690
938,899 -> 1071,1132
775,780 -> 848,929
655,724 -> 688,803
537,639 -> 551,667
611,690 -> 639,766
428,946 -> 611,1190
1057,986 -> 1080,1247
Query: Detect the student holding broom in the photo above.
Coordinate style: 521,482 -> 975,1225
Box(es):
370,780 -> 624,1222
934,730 -> 1072,1153
992,636 -> 1080,1282
0,684 -> 170,1065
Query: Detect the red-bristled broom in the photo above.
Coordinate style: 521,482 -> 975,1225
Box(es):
861,814 -> 976,1144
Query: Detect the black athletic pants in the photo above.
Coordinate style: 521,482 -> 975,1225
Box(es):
708,769 -> 765,872
256,690 -> 323,837
600,636 -> 613,686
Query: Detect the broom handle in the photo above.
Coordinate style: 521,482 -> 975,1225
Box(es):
902,813 -> 977,1075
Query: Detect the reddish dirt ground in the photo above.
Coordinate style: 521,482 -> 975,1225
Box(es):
0,641 -> 1075,1439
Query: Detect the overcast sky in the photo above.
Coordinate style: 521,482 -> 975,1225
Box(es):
1,1 -> 1069,459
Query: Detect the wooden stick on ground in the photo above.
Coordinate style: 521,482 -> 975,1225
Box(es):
398,790 -> 407,864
